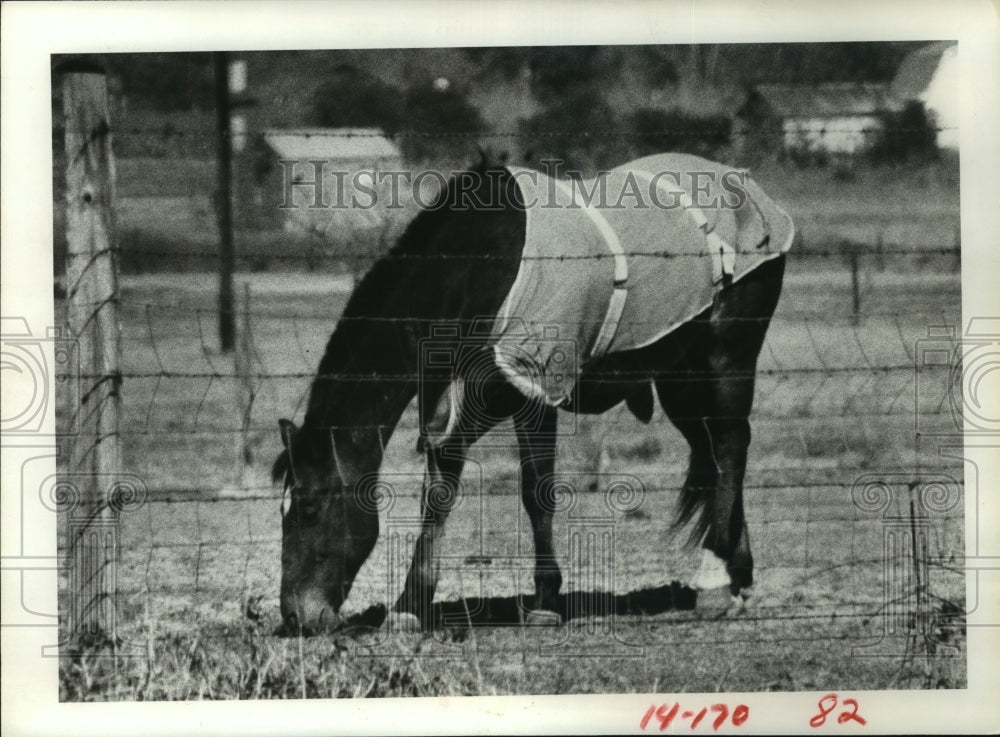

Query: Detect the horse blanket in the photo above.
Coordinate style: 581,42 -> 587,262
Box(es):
492,153 -> 794,405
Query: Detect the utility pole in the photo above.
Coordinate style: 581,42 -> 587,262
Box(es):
214,51 -> 235,352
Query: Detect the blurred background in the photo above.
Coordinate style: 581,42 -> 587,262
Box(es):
51,42 -> 959,276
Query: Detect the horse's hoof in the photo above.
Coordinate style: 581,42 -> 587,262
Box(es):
524,609 -> 562,626
696,587 -> 751,619
725,588 -> 752,618
695,586 -> 731,618
385,611 -> 422,632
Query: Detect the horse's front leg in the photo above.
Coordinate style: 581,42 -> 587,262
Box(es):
388,446 -> 465,631
389,373 -> 502,631
514,404 -> 563,625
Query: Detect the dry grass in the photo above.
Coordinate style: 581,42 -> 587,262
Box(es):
60,596 -> 966,700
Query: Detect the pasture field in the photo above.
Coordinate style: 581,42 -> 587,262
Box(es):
56,254 -> 966,699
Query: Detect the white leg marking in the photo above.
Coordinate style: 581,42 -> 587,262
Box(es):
385,611 -> 422,632
524,609 -> 562,627
691,548 -> 730,590
442,379 -> 462,438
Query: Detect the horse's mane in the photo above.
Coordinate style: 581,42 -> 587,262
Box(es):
302,158 -> 513,421
345,158 -> 505,304
273,158 -> 516,483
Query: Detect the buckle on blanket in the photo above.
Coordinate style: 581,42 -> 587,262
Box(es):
707,231 -> 736,286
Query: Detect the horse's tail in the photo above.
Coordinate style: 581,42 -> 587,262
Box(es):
271,450 -> 290,485
671,481 -> 713,549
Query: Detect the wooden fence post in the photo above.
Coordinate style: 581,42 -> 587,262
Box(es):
235,281 -> 256,487
61,61 -> 122,645
850,248 -> 861,326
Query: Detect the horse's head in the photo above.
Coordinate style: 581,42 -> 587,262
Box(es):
273,419 -> 380,634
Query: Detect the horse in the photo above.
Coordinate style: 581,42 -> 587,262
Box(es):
272,153 -> 793,634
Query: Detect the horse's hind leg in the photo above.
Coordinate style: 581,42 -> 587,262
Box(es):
513,403 -> 563,625
702,257 -> 785,600
657,346 -> 756,604
658,257 -> 785,604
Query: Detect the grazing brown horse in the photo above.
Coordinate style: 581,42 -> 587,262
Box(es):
273,153 -> 793,634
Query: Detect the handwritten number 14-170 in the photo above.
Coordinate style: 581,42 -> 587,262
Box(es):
640,703 -> 750,731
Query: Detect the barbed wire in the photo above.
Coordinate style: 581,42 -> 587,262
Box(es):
55,233 -> 964,661
111,474 -> 964,504
50,125 -> 961,139
83,289 -> 961,453
91,492 -> 963,643
114,295 -> 957,321
62,409 -> 958,437
73,363 -> 927,381
104,246 -> 963,262
50,74 -> 965,691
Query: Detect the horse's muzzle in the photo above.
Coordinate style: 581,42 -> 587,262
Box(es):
280,590 -> 342,636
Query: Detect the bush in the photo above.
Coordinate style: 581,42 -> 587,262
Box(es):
519,91 -> 630,173
527,46 -> 604,103
399,79 -> 485,163
109,52 -> 215,112
868,100 -> 938,165
312,65 -> 404,134
628,107 -> 732,160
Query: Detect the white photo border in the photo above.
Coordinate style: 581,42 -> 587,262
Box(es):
2,1 -> 998,734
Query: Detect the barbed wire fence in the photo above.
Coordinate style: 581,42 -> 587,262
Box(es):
62,265 -> 966,640
51,81 -> 966,690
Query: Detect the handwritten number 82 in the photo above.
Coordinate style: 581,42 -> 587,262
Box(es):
809,693 -> 866,727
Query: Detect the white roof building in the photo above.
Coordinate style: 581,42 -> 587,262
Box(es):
891,42 -> 959,150
262,127 -> 402,163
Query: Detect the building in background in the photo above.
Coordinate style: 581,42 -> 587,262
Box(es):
736,82 -> 899,160
891,41 -> 959,150
235,127 -> 403,237
735,42 -> 959,162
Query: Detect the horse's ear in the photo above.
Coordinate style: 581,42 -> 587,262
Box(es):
331,433 -> 362,488
271,450 -> 290,484
475,143 -> 508,168
278,419 -> 297,451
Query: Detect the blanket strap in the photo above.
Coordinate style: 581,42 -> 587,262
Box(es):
635,169 -> 736,286
550,178 -> 629,359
